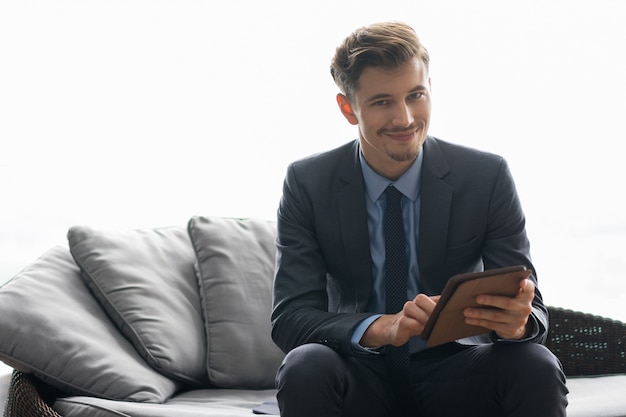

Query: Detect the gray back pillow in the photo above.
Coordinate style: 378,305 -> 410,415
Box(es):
0,246 -> 180,401
68,225 -> 207,386
188,216 -> 285,389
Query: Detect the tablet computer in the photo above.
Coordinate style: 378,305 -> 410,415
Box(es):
421,265 -> 532,347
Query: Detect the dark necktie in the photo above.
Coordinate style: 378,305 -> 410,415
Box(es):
384,185 -> 411,387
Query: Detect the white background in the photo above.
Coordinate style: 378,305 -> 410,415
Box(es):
1,0 -> 625,321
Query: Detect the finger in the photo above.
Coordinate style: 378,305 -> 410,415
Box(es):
475,294 -> 517,310
476,281 -> 535,310
465,301 -> 530,328
465,306 -> 508,323
474,297 -> 533,320
464,307 -> 522,329
464,315 -> 524,338
464,308 -> 529,340
403,300 -> 432,324
413,293 -> 438,314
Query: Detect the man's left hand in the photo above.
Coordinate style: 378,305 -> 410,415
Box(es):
463,279 -> 535,340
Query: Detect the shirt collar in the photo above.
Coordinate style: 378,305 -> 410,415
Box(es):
359,146 -> 424,203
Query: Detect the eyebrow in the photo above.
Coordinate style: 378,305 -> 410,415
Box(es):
365,85 -> 428,104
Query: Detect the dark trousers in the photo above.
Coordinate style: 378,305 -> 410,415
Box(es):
276,342 -> 568,417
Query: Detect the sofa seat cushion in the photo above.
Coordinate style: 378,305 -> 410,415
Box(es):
566,374 -> 626,417
50,376 -> 626,417
0,246 -> 180,402
188,216 -> 285,389
0,370 -> 9,417
53,389 -> 279,417
68,225 -> 207,386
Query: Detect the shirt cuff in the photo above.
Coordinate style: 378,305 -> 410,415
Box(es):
351,314 -> 383,353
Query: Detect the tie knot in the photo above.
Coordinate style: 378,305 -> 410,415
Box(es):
385,185 -> 403,205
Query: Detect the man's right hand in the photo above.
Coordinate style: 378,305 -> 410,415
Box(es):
360,294 -> 440,348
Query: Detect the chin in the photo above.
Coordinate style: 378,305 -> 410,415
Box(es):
387,149 -> 419,163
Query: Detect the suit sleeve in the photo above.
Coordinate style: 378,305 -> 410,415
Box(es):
271,163 -> 373,356
482,158 -> 548,344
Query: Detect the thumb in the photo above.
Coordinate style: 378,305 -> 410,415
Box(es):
520,278 -> 535,296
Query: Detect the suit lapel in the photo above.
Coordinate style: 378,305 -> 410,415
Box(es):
337,141 -> 373,310
419,137 -> 453,293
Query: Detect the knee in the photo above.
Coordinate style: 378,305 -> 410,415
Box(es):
494,343 -> 566,384
276,343 -> 347,389
492,343 -> 568,413
518,343 -> 562,374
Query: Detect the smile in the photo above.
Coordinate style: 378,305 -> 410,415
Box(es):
385,128 -> 419,142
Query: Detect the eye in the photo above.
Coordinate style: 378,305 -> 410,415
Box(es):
372,99 -> 390,106
408,92 -> 425,101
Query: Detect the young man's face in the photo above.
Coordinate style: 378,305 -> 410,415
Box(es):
338,58 -> 431,180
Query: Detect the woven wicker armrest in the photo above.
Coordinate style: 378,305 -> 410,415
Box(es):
546,306 -> 626,376
3,370 -> 61,417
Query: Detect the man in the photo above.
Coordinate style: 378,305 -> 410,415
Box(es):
271,21 -> 568,416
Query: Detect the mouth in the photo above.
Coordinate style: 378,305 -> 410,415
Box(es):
383,126 -> 421,142
387,131 -> 416,142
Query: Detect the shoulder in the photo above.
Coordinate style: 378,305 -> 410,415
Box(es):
424,136 -> 508,178
285,140 -> 360,186
426,136 -> 504,164
289,140 -> 358,171
278,140 -> 362,228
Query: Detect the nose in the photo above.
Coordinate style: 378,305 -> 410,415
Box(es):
392,103 -> 414,128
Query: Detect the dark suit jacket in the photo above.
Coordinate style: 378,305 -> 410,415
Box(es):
271,136 -> 548,357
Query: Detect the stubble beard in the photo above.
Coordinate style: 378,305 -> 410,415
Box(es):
380,124 -> 426,163
385,147 -> 419,163
384,132 -> 424,163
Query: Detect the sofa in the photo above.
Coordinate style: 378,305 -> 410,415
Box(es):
1,216 -> 626,416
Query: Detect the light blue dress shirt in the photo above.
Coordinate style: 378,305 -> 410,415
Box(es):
351,147 -> 427,353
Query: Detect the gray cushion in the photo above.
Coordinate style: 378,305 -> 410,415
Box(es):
188,216 -> 285,389
54,388 -> 279,417
67,225 -> 207,386
0,246 -> 180,402
0,368 -> 10,416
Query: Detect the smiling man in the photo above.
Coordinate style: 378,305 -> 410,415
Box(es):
271,21 -> 568,417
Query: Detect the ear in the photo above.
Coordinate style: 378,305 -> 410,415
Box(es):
336,94 -> 359,125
